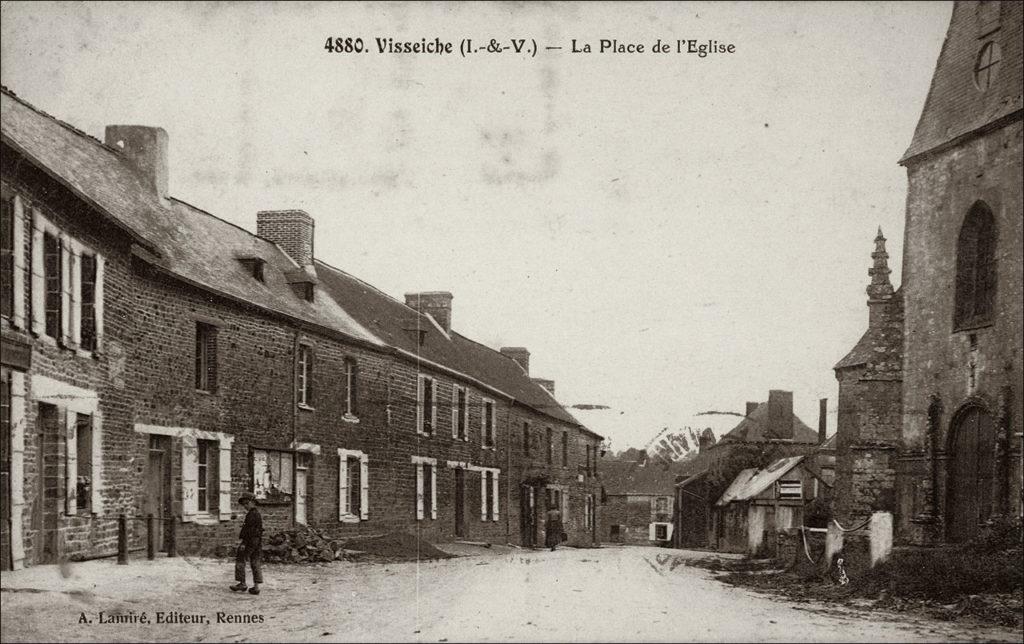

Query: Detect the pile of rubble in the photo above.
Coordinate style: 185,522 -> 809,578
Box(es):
260,525 -> 356,563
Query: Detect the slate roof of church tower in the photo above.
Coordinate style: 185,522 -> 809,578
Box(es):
900,1 -> 1023,164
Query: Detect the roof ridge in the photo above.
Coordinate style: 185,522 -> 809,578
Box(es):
1,86 -> 124,159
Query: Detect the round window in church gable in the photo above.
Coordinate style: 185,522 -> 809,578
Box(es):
973,41 -> 1001,91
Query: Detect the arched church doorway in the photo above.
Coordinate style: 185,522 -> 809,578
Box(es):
946,405 -> 996,542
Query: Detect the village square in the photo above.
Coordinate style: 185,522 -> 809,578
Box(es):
0,2 -> 1021,642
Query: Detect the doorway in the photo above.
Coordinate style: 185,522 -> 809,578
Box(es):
454,468 -> 466,538
947,406 -> 996,543
519,484 -> 536,547
145,435 -> 171,551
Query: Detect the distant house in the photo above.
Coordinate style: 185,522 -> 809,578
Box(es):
673,390 -> 827,550
601,459 -> 683,545
713,455 -> 832,555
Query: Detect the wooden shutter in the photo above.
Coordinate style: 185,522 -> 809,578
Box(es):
350,361 -> 360,416
59,234 -> 70,345
416,377 -> 424,435
218,439 -> 232,520
415,463 -> 424,520
492,471 -> 500,522
30,211 -> 43,336
359,454 -> 369,520
181,435 -> 199,521
93,255 -> 105,351
306,347 -> 314,406
91,410 -> 103,513
451,385 -> 459,438
480,471 -> 487,521
430,464 -> 437,520
64,410 -> 77,515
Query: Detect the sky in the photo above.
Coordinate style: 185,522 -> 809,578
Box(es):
0,1 -> 953,451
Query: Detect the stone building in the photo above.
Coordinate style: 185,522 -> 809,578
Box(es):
600,459 -> 680,545
0,86 -> 602,570
835,0 -> 1022,546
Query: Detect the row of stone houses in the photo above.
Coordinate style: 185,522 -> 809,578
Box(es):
0,86 -> 603,570
832,0 -> 1022,556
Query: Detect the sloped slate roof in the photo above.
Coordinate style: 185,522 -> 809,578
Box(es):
901,1 -> 1023,163
601,460 -> 683,496
1,87 -> 589,431
717,402 -> 819,444
715,455 -> 805,506
834,289 -> 903,379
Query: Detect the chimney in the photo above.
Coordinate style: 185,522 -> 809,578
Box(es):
745,401 -> 758,418
532,378 -> 555,396
500,347 -> 530,375
766,390 -> 794,440
257,210 -> 315,267
105,125 -> 169,200
698,428 -> 714,454
404,292 -> 453,334
818,398 -> 828,444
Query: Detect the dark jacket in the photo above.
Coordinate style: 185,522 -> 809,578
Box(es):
239,506 -> 263,545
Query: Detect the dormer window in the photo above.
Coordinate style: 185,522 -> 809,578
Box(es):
238,257 -> 265,283
289,281 -> 314,302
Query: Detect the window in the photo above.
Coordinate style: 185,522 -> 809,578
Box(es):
297,344 -> 313,407
523,422 -> 531,456
655,497 -> 669,514
197,439 -> 219,514
79,253 -> 98,352
343,358 -> 359,418
452,385 -> 468,440
546,427 -> 553,464
75,415 -> 93,513
482,398 -> 495,448
480,468 -> 500,521
239,257 -> 265,283
43,232 -> 62,339
561,431 -> 568,466
417,376 -> 436,435
195,323 -> 218,392
974,41 -> 1001,91
338,449 -> 369,521
253,448 -> 294,502
1,196 -> 13,319
954,202 -> 997,330
413,456 -> 437,520
654,524 -> 669,541
584,494 -> 595,530
778,480 -> 802,500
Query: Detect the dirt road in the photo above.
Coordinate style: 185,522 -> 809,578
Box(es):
0,545 -> 1017,642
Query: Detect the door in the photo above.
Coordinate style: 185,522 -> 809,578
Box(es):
947,407 -> 996,542
295,468 -> 307,525
145,435 -> 170,551
1,372 -> 11,570
519,484 -> 535,547
454,468 -> 465,538
33,404 -> 59,565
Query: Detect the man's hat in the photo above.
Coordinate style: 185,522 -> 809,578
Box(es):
238,492 -> 257,504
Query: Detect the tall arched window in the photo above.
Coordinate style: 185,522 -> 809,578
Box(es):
954,201 -> 997,330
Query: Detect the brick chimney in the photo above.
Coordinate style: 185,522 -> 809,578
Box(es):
745,401 -> 758,418
532,378 -> 555,396
500,347 -> 530,375
404,292 -> 453,333
105,125 -> 169,200
766,390 -> 794,439
257,210 -> 315,267
818,398 -> 828,444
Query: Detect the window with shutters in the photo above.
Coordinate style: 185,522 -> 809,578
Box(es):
655,496 -> 669,514
43,232 -> 62,339
338,448 -> 369,522
0,196 -> 13,320
79,252 -> 98,352
253,448 -> 294,502
954,202 -> 998,331
417,375 -> 436,436
654,523 -> 669,541
343,357 -> 359,420
412,456 -> 437,520
297,344 -> 313,407
195,323 -> 218,393
482,398 -> 495,448
75,415 -> 94,513
197,439 -> 219,514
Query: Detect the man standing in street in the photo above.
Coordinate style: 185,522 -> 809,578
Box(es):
545,501 -> 563,552
230,492 -> 264,595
